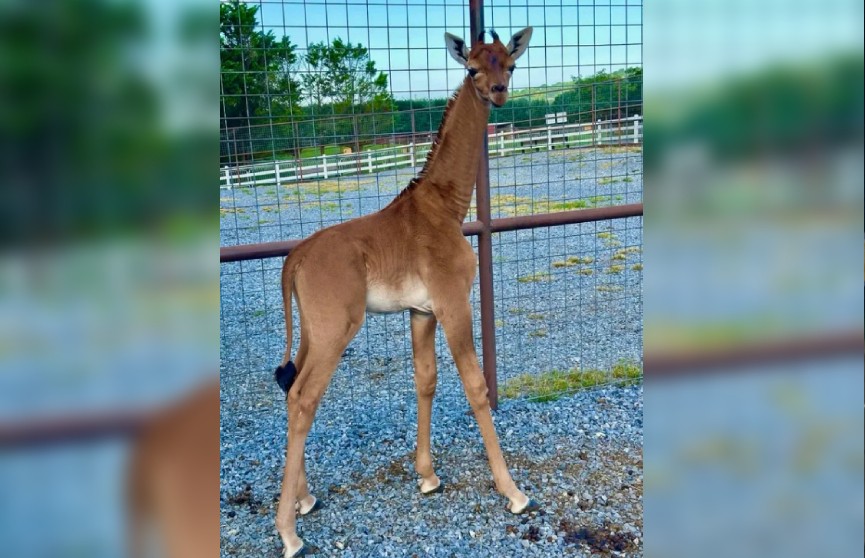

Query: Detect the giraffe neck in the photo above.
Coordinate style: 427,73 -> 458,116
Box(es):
408,76 -> 490,223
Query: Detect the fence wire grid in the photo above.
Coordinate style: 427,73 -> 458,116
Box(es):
219,0 -> 643,429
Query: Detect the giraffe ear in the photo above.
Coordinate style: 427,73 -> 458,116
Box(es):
444,32 -> 469,65
506,26 -> 533,61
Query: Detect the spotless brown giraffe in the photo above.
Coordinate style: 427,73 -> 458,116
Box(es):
273,27 -> 535,557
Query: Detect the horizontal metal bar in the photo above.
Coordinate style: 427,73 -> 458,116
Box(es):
644,330 -> 864,377
488,203 -> 643,233
220,203 -> 644,262
0,409 -> 151,448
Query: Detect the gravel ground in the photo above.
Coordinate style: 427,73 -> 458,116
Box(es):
220,146 -> 643,556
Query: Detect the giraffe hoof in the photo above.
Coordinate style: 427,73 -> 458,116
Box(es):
285,544 -> 307,558
420,480 -> 444,495
299,497 -> 323,516
508,498 -> 541,514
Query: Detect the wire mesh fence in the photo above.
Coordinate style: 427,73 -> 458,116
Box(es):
219,0 -> 644,424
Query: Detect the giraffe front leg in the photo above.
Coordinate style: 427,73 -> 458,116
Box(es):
436,300 -> 538,514
410,311 -> 442,494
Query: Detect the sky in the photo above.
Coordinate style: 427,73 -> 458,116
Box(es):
250,0 -> 643,100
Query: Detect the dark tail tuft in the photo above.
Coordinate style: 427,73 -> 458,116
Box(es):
275,361 -> 298,393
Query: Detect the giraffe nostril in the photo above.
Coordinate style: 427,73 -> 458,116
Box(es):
492,84 -> 506,93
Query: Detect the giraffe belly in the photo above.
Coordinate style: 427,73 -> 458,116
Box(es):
366,280 -> 433,314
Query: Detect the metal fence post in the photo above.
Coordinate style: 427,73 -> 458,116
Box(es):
469,0 -> 498,409
634,115 -> 641,144
322,154 -> 328,179
275,162 -> 281,186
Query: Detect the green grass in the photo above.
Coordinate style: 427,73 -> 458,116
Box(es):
596,284 -> 623,293
517,272 -> 553,283
508,307 -> 527,315
495,319 -> 505,328
631,263 -> 643,271
287,179 -> 372,198
578,268 -> 594,276
299,145 -> 344,158
605,265 -> 625,274
527,313 -> 546,320
528,329 -> 548,338
598,175 -> 634,186
548,200 -> 589,211
587,195 -> 614,206
501,359 -> 643,402
362,143 -> 397,152
302,200 -> 350,213
552,255 -> 594,268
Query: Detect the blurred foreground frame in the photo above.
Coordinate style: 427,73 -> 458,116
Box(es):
0,0 -> 219,557
643,1 -> 863,557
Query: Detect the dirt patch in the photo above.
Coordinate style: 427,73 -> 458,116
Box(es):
559,520 -> 637,555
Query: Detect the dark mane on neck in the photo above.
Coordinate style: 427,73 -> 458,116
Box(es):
387,84 -> 461,205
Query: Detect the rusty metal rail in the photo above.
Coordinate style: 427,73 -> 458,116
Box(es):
220,204 -> 645,263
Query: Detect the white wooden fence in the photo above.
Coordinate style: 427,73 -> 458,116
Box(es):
219,115 -> 641,190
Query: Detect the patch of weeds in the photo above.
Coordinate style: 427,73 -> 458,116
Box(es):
631,263 -> 643,271
257,219 -> 271,225
622,176 -> 633,182
508,307 -> 527,315
289,179 -> 367,197
220,207 -> 247,216
495,319 -> 505,328
548,200 -> 589,211
250,309 -> 265,318
501,360 -> 642,401
599,145 -> 642,155
611,359 -> 643,385
587,195 -> 614,207
596,231 -> 615,240
303,201 -> 342,213
612,246 -> 641,261
527,313 -> 545,320
615,195 -> 623,200
529,329 -> 548,338
493,255 -> 509,263
596,284 -> 623,293
578,268 -> 594,276
552,255 -> 594,268
517,272 -> 553,283
605,265 -> 625,274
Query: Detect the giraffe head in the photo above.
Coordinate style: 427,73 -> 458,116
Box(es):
445,27 -> 533,108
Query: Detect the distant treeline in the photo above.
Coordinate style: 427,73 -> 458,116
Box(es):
221,67 -> 642,165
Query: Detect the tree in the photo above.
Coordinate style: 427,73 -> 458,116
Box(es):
301,38 -> 391,115
220,0 -> 300,134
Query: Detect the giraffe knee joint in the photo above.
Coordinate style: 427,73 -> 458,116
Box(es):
467,384 -> 490,411
415,381 -> 436,398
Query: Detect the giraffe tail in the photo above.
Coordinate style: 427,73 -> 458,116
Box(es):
275,255 -> 298,393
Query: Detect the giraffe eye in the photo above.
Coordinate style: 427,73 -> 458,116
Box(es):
468,68 -> 479,77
